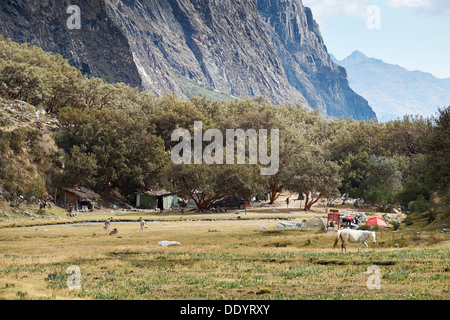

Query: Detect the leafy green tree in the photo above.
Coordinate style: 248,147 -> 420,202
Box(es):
408,194 -> 431,213
0,62 -> 45,105
281,147 -> 341,211
57,106 -> 166,196
366,185 -> 391,209
24,177 -> 46,201
396,175 -> 430,209
365,155 -> 403,195
339,151 -> 370,200
426,107 -> 449,195
62,146 -> 98,188
0,37 -> 85,112
164,159 -> 265,211
385,115 -> 433,157
150,94 -> 214,149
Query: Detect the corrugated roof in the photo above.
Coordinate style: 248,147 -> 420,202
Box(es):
138,190 -> 176,196
61,187 -> 101,199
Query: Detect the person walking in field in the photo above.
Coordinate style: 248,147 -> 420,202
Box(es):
140,218 -> 147,230
104,218 -> 111,231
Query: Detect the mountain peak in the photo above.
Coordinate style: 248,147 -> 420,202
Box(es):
350,50 -> 367,57
346,50 -> 368,63
337,51 -> 450,122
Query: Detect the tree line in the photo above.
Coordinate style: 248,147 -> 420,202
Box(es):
0,37 -> 448,220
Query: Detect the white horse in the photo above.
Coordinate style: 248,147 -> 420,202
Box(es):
333,229 -> 376,253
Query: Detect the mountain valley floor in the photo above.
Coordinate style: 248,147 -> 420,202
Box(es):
0,201 -> 449,300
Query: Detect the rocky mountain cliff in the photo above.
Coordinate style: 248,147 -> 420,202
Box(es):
257,0 -> 375,120
335,51 -> 450,122
0,0 -> 142,88
0,0 -> 376,121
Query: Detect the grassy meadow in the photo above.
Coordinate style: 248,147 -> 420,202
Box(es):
0,204 -> 449,300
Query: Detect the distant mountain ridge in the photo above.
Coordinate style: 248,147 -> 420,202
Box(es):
334,51 -> 450,122
0,0 -> 377,121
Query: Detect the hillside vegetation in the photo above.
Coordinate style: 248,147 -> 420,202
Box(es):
0,37 -> 448,228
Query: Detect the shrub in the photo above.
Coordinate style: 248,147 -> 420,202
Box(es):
256,288 -> 271,295
24,177 -> 46,201
391,221 -> 401,231
408,195 -> 431,213
403,217 -> 414,226
428,209 -> 437,224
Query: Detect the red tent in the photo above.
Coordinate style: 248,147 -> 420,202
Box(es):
366,216 -> 388,227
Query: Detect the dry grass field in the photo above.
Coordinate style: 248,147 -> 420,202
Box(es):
0,204 -> 449,300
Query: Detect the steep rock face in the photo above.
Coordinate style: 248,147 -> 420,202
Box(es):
0,0 -> 141,87
103,0 -> 308,105
257,0 -> 376,120
0,0 -> 377,120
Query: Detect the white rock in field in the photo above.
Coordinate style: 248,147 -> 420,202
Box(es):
158,241 -> 181,247
275,221 -> 303,229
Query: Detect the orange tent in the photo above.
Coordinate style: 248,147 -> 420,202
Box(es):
366,216 -> 388,227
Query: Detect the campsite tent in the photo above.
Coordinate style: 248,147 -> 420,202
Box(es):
366,216 -> 388,227
302,217 -> 327,231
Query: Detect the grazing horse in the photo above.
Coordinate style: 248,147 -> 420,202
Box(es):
104,218 -> 112,231
334,229 -> 376,253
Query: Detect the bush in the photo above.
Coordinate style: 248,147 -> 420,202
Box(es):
408,195 -> 431,213
428,209 -> 437,224
403,217 -> 414,226
391,221 -> 401,231
366,185 -> 391,211
24,177 -> 46,201
396,176 -> 430,209
9,129 -> 25,155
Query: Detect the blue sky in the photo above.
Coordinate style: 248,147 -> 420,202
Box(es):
303,0 -> 450,79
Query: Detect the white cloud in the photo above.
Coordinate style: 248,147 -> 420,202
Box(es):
387,0 -> 450,15
387,0 -> 431,8
303,0 -> 450,17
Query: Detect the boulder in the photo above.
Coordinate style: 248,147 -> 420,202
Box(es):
275,221 -> 303,229
158,241 -> 181,247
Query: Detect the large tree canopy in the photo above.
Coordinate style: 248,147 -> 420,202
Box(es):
0,38 -> 448,219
